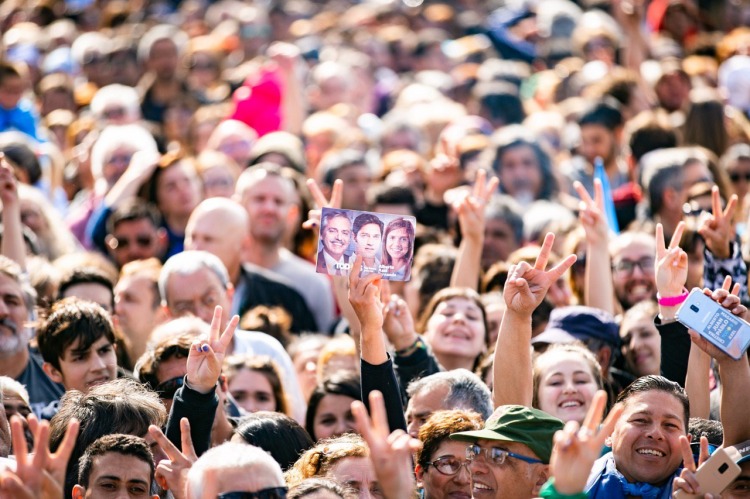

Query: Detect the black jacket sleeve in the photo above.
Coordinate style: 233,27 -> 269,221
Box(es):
657,316 -> 691,387
361,356 -> 407,433
393,342 -> 442,402
166,378 -> 218,456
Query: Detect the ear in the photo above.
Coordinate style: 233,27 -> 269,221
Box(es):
162,303 -> 172,320
596,346 -> 612,374
72,485 -> 86,499
226,282 -> 235,303
104,235 -> 118,257
42,361 -> 64,385
532,465 -> 550,496
415,463 -> 425,482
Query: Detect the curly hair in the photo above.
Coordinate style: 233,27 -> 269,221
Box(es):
416,409 -> 483,470
285,433 -> 368,487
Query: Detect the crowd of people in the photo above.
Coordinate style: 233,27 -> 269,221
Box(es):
1,0 -> 750,497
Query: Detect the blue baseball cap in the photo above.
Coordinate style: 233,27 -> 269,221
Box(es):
540,306 -> 620,347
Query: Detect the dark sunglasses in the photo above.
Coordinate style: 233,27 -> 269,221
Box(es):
730,172 -> 750,182
112,234 -> 154,250
218,487 -> 288,499
155,376 -> 184,400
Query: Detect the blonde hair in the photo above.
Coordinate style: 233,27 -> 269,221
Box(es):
285,434 -> 368,487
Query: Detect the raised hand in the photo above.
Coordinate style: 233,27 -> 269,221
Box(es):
503,233 -> 577,315
549,391 -> 623,495
672,435 -> 715,498
1,415 -> 79,499
574,179 -> 609,246
352,391 -> 421,499
302,178 -> 343,230
452,169 -> 499,242
348,253 -> 384,335
655,221 -> 688,298
149,419 -> 197,499
185,306 -> 239,394
698,186 -> 738,259
267,42 -> 301,74
382,293 -> 418,352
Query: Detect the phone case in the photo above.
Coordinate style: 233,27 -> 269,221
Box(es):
675,288 -> 750,360
673,447 -> 742,499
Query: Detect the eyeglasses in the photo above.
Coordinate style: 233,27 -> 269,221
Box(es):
612,257 -> 654,275
729,171 -> 750,183
155,376 -> 184,400
466,444 -> 543,466
428,455 -> 473,476
102,107 -> 126,119
218,487 -> 288,499
111,234 -> 154,250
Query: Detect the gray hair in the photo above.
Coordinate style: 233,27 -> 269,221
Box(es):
407,369 -> 493,420
187,442 -> 284,498
158,250 -> 230,305
90,84 -> 141,122
90,125 -> 158,182
484,194 -> 524,246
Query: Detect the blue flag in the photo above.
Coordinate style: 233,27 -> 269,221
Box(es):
594,157 -> 620,234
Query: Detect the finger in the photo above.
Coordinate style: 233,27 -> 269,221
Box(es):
306,178 -> 328,208
732,283 -> 741,297
723,275 -> 733,292
711,186 -> 722,220
574,181 -> 595,206
180,418 -> 197,461
485,176 -> 500,200
534,233 -> 555,270
26,413 -> 38,435
698,436 -> 710,466
148,425 -> 184,462
368,391 -> 390,437
474,168 -> 486,199
724,194 -> 738,221
582,390 -> 607,433
669,221 -> 685,250
594,178 -> 605,211
547,253 -> 578,281
10,416 -> 28,466
219,314 -> 239,352
596,402 -> 624,447
380,280 -> 392,304
209,306 -> 222,344
351,400 -> 375,445
655,223 -> 666,257
679,435 -> 696,472
51,418 -> 79,464
330,179 -> 343,208
30,421 -> 50,470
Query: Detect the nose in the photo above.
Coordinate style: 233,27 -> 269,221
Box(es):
631,263 -> 645,278
407,420 -> 419,439
645,424 -> 665,441
0,299 -> 9,317
563,379 -> 577,394
454,463 -> 471,485
92,352 -> 108,371
359,487 -> 373,499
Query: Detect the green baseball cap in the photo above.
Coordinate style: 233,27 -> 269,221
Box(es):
450,405 -> 564,464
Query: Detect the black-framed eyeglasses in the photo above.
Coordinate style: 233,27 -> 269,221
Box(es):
466,444 -> 543,466
611,257 -> 654,275
155,376 -> 184,400
218,486 -> 288,499
428,455 -> 473,476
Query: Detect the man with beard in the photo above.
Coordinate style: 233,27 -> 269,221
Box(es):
235,165 -> 334,331
610,231 -> 657,311
0,256 -> 63,415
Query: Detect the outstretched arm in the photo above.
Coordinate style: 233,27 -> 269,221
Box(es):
493,233 -> 577,408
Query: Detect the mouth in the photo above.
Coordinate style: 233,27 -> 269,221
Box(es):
87,377 -> 110,388
473,482 -> 493,494
444,328 -> 472,341
558,399 -> 584,409
636,447 -> 666,458
627,283 -> 653,298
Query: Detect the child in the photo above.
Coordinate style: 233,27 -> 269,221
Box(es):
0,61 -> 42,141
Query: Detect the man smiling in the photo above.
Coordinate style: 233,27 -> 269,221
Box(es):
317,209 -> 353,276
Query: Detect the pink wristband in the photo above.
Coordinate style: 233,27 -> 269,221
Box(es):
657,288 -> 689,307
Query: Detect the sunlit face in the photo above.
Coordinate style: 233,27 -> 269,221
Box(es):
0,273 -> 30,357
482,219 -> 519,269
240,175 -> 293,244
61,283 -> 113,314
165,267 -> 231,329
103,146 -> 135,186
322,216 -> 352,260
535,352 -> 598,424
418,440 -> 472,499
405,384 -> 449,439
424,297 -> 486,368
114,275 -> 160,351
75,452 -> 155,498
312,393 -> 357,441
469,439 -> 546,499
580,124 -> 616,166
201,165 -> 237,199
228,368 -> 278,414
386,227 -> 410,264
48,336 -> 117,393
499,145 -> 542,202
612,238 -> 657,310
328,457 -> 383,499
0,76 -> 23,110
354,223 -> 382,261
108,218 -> 164,268
156,162 -> 201,219
621,313 -> 661,377
608,390 -> 687,486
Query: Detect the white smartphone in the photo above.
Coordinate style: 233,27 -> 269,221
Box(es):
673,447 -> 742,499
675,288 -> 750,361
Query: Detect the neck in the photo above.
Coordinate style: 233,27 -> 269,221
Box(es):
435,352 -> 475,372
363,256 -> 376,267
245,238 -> 281,269
0,349 -> 29,379
424,188 -> 446,205
164,213 -> 190,234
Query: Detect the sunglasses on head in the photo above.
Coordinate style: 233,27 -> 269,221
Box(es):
155,376 -> 184,400
218,487 -> 288,499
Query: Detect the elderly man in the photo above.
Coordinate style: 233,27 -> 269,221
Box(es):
158,250 -> 305,421
184,197 -> 317,332
186,442 -> 287,498
450,405 -> 563,499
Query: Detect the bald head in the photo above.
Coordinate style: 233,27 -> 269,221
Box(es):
185,198 -> 249,280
